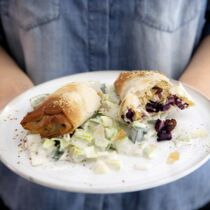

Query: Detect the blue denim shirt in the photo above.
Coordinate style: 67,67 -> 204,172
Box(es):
0,1 -> 210,210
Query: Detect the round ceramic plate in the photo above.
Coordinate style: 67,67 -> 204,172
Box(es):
0,71 -> 210,193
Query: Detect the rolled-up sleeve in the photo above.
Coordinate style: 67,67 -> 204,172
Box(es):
0,22 -> 5,47
203,1 -> 210,37
0,9 -> 7,49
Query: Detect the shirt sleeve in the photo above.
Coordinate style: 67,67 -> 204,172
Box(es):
0,19 -> 6,48
0,14 -> 11,55
203,1 -> 210,37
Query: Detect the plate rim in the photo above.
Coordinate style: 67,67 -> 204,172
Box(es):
0,70 -> 210,193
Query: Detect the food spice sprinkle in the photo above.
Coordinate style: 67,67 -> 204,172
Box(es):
12,118 -> 17,120
166,151 -> 180,164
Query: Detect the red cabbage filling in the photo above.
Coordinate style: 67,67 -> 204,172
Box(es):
121,108 -> 135,123
146,94 -> 189,113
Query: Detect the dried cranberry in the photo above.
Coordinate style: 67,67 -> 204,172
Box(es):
175,97 -> 182,107
167,95 -> 175,105
176,102 -> 189,110
174,95 -> 189,110
146,101 -> 163,113
162,103 -> 171,111
157,130 -> 172,141
164,119 -> 177,131
155,119 -> 165,132
125,109 -> 135,122
160,95 -> 176,111
155,119 -> 177,141
146,103 -> 157,112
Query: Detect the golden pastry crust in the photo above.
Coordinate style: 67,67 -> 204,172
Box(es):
21,83 -> 101,137
114,70 -> 164,96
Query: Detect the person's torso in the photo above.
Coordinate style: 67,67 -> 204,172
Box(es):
0,0 -> 207,84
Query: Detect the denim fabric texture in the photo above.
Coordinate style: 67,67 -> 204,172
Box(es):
0,1 -> 210,210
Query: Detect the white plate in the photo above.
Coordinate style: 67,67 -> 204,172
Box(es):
0,71 -> 210,194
